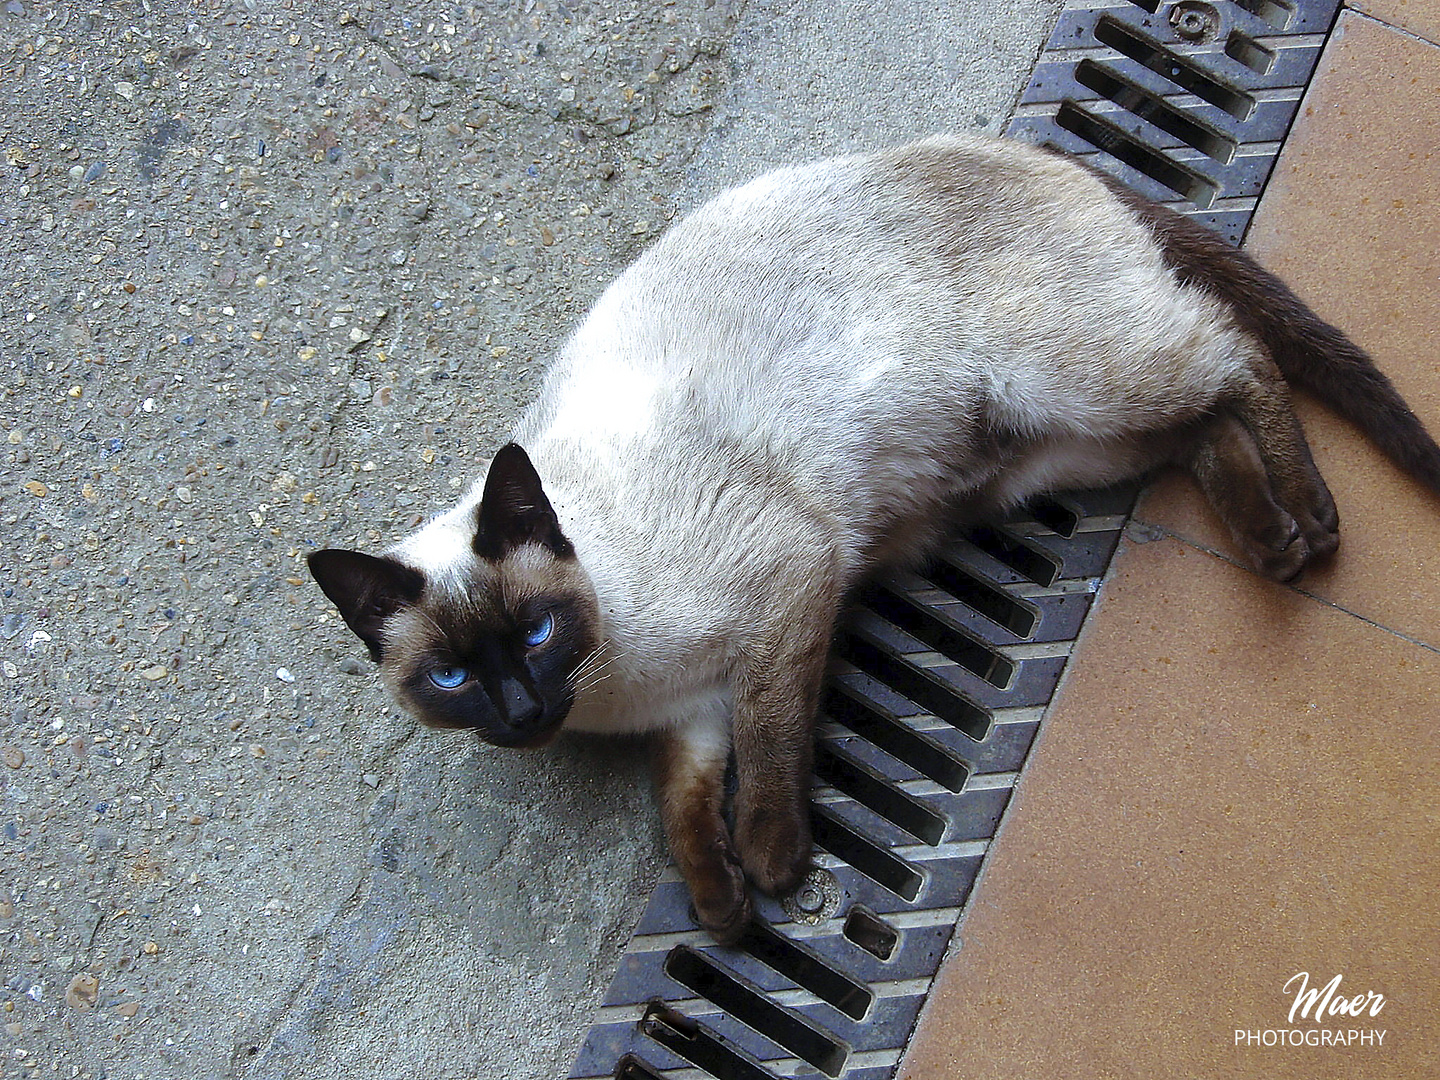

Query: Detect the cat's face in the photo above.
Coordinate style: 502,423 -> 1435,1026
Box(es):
308,444 -> 601,748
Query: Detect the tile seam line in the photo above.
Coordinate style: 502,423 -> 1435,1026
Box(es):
1129,516 -> 1440,655
1343,4 -> 1440,49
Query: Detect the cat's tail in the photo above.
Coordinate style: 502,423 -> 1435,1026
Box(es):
1091,168 -> 1440,497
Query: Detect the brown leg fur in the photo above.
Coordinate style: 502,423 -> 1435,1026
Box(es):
730,616 -> 832,899
651,723 -> 751,945
651,509 -> 838,946
1185,366 -> 1339,580
1231,363 -> 1340,562
725,542 -> 840,905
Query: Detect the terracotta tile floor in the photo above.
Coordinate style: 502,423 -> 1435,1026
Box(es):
1350,0 -> 1440,43
900,6 -> 1440,1078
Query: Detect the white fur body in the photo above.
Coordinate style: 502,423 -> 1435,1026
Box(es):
395,134 -> 1261,738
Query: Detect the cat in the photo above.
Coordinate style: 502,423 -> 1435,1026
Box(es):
307,132 -> 1440,945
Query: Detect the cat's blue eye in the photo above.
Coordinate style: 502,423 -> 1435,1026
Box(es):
522,612 -> 554,648
428,665 -> 468,690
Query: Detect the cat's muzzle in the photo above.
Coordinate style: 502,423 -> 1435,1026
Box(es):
473,680 -> 573,749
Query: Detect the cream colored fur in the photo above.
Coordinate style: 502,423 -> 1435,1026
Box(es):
394,132 -> 1260,739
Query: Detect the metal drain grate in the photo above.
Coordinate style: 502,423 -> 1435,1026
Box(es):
1007,0 -> 1343,243
569,3 -> 1344,1076
568,489 -> 1136,1079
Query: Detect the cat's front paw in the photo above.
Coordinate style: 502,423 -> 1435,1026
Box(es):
736,806 -> 812,897
690,851 -> 752,946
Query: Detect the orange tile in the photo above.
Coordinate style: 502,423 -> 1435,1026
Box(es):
1139,10 -> 1440,648
899,536 -> 1440,1080
1347,0 -> 1440,44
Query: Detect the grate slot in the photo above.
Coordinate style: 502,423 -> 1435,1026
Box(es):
1028,495 -> 1080,538
614,1055 -> 667,1080
822,687 -> 970,792
834,634 -> 991,741
1075,58 -> 1237,163
921,558 -> 1038,638
1093,15 -> 1256,120
811,806 -> 924,901
738,921 -> 874,1021
663,949 -> 848,1077
1126,0 -> 1160,10
1056,101 -> 1220,207
964,525 -> 1060,586
1225,30 -> 1276,75
856,583 -> 1015,688
1233,0 -> 1294,30
814,743 -> 947,845
842,907 -> 899,962
638,1003 -> 780,1080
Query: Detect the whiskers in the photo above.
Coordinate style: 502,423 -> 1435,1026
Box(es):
570,638 -> 623,697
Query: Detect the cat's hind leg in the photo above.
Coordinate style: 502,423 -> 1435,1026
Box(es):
1183,364 -> 1339,580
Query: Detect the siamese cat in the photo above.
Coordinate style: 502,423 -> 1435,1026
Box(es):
308,133 -> 1440,945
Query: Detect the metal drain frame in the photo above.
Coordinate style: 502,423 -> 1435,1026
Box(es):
569,2 -> 1344,1076
570,490 -> 1134,1080
1009,0 -> 1344,243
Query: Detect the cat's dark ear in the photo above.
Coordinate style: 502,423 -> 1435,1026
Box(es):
474,443 -> 574,560
307,549 -> 426,661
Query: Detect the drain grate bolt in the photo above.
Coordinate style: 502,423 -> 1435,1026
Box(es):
1169,1 -> 1221,42
795,883 -> 826,915
781,867 -> 843,924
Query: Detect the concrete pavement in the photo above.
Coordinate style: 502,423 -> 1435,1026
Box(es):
0,2 -> 1059,1076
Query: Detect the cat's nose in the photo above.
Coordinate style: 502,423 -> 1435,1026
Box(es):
498,676 -> 543,728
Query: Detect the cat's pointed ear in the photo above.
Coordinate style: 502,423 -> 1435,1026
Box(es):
474,443 -> 574,560
307,549 -> 426,661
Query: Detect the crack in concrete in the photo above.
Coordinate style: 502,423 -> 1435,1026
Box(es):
360,714 -> 421,774
338,15 -> 727,139
239,860 -> 380,1075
